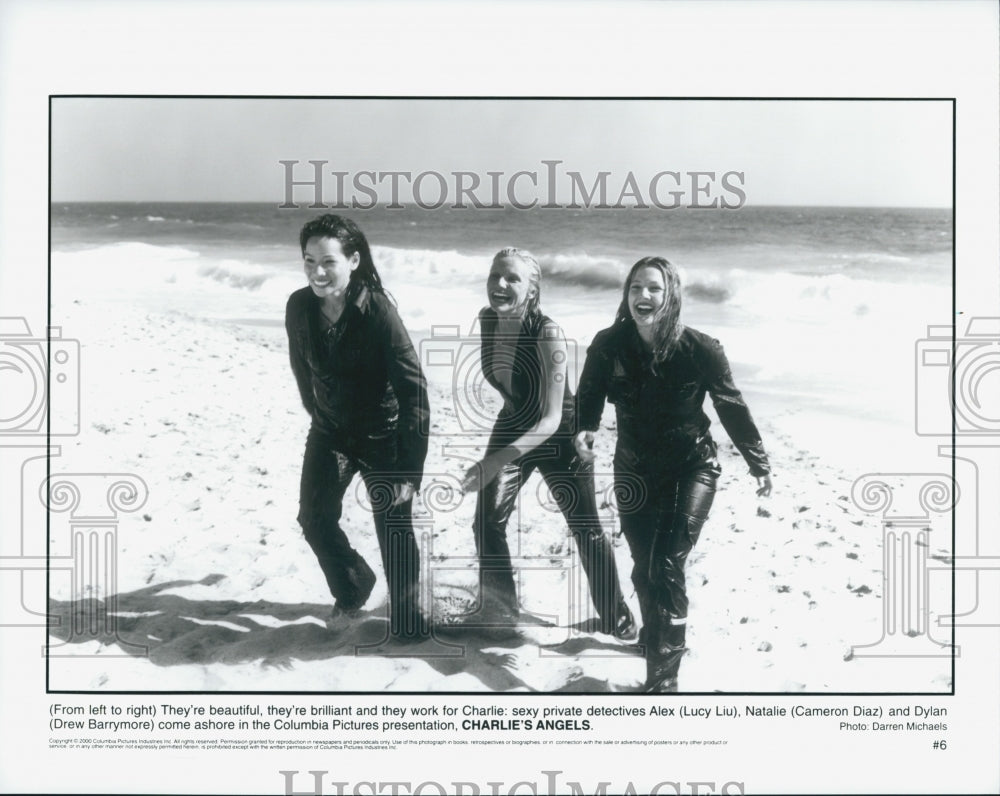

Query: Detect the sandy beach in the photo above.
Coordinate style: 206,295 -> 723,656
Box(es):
45,286 -> 953,694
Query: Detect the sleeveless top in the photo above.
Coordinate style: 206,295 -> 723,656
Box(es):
478,306 -> 576,435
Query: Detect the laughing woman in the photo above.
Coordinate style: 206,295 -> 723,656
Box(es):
574,256 -> 772,692
460,247 -> 635,638
285,214 -> 430,643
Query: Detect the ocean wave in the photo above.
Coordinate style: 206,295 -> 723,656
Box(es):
538,252 -> 628,289
832,251 -> 912,264
683,281 -> 732,303
720,267 -> 945,324
54,241 -> 201,266
372,246 -> 483,283
51,242 -> 299,298
196,261 -> 274,291
51,241 -> 945,329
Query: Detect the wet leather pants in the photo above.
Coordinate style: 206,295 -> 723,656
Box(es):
473,442 -> 629,631
618,465 -> 719,690
298,428 -> 422,635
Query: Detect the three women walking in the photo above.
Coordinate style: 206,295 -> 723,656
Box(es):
285,215 -> 771,690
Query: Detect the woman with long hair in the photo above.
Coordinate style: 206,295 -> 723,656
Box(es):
285,214 -> 430,642
574,256 -> 772,691
460,247 -> 635,639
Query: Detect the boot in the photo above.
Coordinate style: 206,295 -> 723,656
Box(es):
334,554 -> 377,611
634,586 -> 654,650
611,600 -> 638,641
389,584 -> 429,644
575,527 -> 633,638
385,532 -> 427,643
643,618 -> 686,693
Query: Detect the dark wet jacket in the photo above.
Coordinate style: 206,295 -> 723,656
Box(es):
285,285 -> 429,487
479,306 -> 576,438
576,322 -> 770,477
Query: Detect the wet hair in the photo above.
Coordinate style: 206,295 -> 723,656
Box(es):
615,256 -> 684,364
492,247 -> 541,316
299,214 -> 384,301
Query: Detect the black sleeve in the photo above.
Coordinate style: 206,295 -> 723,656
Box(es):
378,301 -> 430,489
285,293 -> 315,418
575,331 -> 614,432
702,337 -> 771,477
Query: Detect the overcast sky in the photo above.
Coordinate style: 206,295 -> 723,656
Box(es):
51,98 -> 952,206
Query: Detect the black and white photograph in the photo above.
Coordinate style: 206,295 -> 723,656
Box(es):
1,2 -> 998,795
44,97 -> 955,695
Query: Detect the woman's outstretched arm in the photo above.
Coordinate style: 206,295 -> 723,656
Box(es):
573,330 -> 614,463
702,336 -> 772,496
379,301 -> 430,502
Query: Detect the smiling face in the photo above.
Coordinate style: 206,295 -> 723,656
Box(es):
303,236 -> 359,302
487,255 -> 536,317
627,265 -> 668,328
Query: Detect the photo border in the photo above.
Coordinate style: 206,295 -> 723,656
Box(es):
45,93 -> 959,699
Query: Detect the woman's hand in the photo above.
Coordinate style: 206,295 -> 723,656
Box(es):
392,482 -> 416,506
755,474 -> 773,498
573,431 -> 596,463
460,456 -> 502,494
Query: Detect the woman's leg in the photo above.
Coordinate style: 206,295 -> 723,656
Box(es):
538,449 -> 634,637
472,459 -> 527,615
359,469 -> 424,640
644,466 -> 719,691
616,479 -> 656,644
297,430 -> 376,610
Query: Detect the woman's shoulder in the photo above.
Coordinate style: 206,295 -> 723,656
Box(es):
361,287 -> 409,324
536,313 -> 564,339
680,325 -> 723,350
287,286 -> 313,308
526,309 -> 565,340
588,323 -> 626,351
476,306 -> 497,337
285,287 -> 315,322
677,325 -> 729,369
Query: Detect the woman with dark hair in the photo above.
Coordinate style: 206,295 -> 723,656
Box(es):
459,247 -> 635,639
574,256 -> 772,691
285,214 -> 430,642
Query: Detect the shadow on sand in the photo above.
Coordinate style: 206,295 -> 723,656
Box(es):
47,575 -> 639,693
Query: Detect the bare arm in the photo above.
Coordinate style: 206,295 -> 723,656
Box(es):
461,323 -> 567,493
